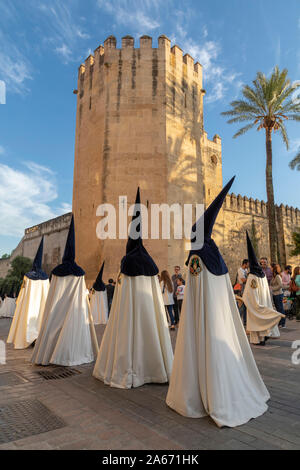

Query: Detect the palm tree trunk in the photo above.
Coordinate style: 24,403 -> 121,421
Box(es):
265,128 -> 277,262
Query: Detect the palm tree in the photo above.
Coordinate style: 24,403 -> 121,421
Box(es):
289,148 -> 300,171
221,66 -> 300,262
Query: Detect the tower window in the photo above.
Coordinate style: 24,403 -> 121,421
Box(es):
211,155 -> 218,166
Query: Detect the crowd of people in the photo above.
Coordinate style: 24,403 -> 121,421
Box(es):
99,258 -> 300,332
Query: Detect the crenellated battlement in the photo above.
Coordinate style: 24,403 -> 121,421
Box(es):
77,34 -> 203,88
225,193 -> 300,222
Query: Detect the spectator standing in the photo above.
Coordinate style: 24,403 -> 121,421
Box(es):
161,270 -> 176,330
260,257 -> 273,285
291,267 -> 300,320
282,265 -> 292,292
237,259 -> 249,293
234,259 -> 249,327
271,264 -> 286,327
175,278 -> 185,319
171,266 -> 184,324
106,278 -> 115,316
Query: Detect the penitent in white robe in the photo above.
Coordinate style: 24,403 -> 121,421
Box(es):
31,275 -> 94,366
90,290 -> 108,325
166,261 -> 270,428
93,274 -> 173,388
0,297 -> 16,318
7,277 -> 49,349
243,274 -> 283,344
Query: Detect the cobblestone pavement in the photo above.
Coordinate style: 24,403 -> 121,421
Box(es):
0,317 -> 300,450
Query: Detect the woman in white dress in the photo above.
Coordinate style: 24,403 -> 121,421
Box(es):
31,215 -> 97,366
90,261 -> 108,325
93,188 -> 173,389
243,232 -> 284,345
7,237 -> 49,349
166,177 -> 270,428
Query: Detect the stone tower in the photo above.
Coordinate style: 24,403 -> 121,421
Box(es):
72,35 -> 223,285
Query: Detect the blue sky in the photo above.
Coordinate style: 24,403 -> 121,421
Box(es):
0,0 -> 299,256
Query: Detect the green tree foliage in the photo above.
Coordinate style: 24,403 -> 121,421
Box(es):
8,256 -> 32,280
290,230 -> 300,257
0,256 -> 32,297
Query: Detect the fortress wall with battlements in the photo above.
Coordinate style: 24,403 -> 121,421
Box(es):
223,194 -> 300,280
0,214 -> 72,280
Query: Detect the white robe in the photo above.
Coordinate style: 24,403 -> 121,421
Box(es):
243,274 -> 283,344
0,297 -> 16,318
166,261 -> 270,428
90,290 -> 108,325
31,275 -> 94,366
93,274 -> 174,388
7,277 -> 49,349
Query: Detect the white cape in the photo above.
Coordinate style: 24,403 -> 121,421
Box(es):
31,275 -> 94,366
243,274 -> 283,344
90,290 -> 108,325
7,277 -> 49,349
93,274 -> 173,388
0,297 -> 16,318
166,262 -> 270,428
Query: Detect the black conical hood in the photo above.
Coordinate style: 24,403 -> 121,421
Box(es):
32,237 -> 44,271
246,231 -> 265,278
121,187 -> 158,277
93,261 -> 106,291
186,176 -> 235,276
191,176 -> 236,242
52,214 -> 85,277
25,236 -> 48,280
126,187 -> 142,254
62,214 -> 75,263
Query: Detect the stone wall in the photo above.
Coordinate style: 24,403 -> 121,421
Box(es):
0,213 -> 72,279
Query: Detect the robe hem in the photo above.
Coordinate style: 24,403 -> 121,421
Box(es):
93,372 -> 169,389
166,398 -> 269,428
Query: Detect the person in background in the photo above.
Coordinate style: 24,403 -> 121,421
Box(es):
260,257 -> 273,285
161,270 -> 176,330
282,265 -> 292,292
175,277 -> 185,319
271,264 -> 286,327
237,259 -> 249,293
291,267 -> 300,320
171,266 -> 184,325
234,259 -> 249,327
106,278 -> 115,316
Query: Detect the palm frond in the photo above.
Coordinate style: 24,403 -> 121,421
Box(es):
227,115 -> 257,124
233,122 -> 256,138
277,122 -> 289,149
287,114 -> 300,121
289,149 -> 300,170
243,85 -> 266,112
221,66 -> 300,142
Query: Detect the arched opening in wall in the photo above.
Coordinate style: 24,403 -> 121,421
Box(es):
210,155 -> 218,166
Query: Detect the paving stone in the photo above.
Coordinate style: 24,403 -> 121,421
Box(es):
1,317 -> 300,449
